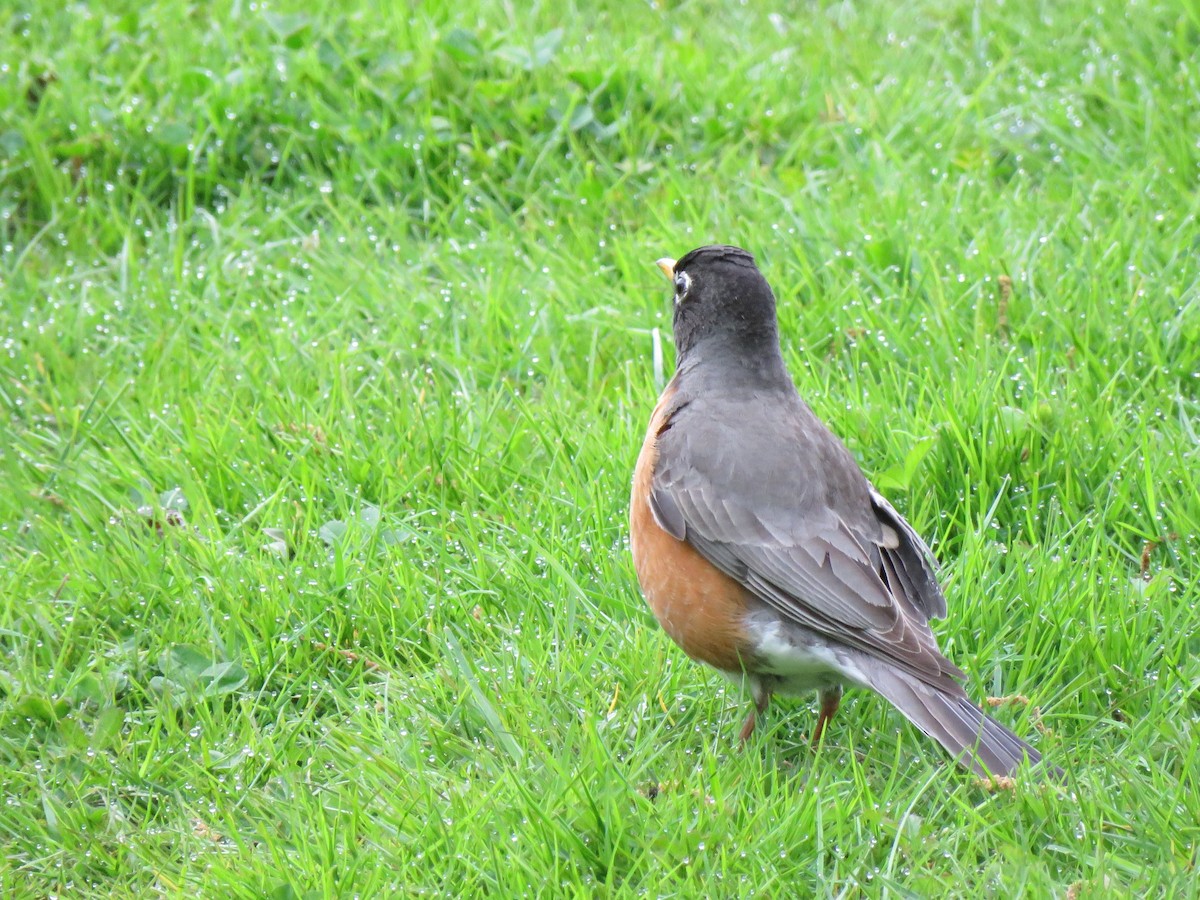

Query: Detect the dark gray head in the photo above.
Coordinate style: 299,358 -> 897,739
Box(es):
655,245 -> 783,369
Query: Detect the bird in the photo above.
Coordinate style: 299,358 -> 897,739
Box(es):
629,244 -> 1057,779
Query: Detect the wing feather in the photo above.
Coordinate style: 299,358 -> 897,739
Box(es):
650,394 -> 958,685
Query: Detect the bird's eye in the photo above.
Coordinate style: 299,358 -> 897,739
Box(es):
674,272 -> 691,302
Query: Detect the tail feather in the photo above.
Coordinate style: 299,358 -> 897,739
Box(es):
868,669 -> 1062,780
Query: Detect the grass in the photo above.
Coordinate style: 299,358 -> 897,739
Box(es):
1,0 -> 1198,894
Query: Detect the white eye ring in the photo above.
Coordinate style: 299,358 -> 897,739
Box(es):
674,272 -> 691,303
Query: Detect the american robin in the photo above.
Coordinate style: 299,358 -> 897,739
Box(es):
630,244 -> 1057,779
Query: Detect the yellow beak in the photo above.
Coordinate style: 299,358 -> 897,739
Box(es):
655,258 -> 676,281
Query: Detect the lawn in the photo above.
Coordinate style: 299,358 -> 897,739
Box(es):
2,0 -> 1198,895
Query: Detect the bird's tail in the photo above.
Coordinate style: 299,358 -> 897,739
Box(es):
867,668 -> 1062,780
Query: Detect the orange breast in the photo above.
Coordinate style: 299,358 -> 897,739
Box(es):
630,388 -> 752,673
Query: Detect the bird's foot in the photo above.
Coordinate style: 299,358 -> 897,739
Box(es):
810,685 -> 843,747
738,689 -> 772,746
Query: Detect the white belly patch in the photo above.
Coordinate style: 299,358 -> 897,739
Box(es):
744,613 -> 870,696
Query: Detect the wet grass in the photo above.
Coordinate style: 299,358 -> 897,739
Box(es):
2,0 -> 1199,895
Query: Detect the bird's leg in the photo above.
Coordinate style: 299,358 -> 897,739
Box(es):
811,685 -> 844,747
738,688 -> 772,745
